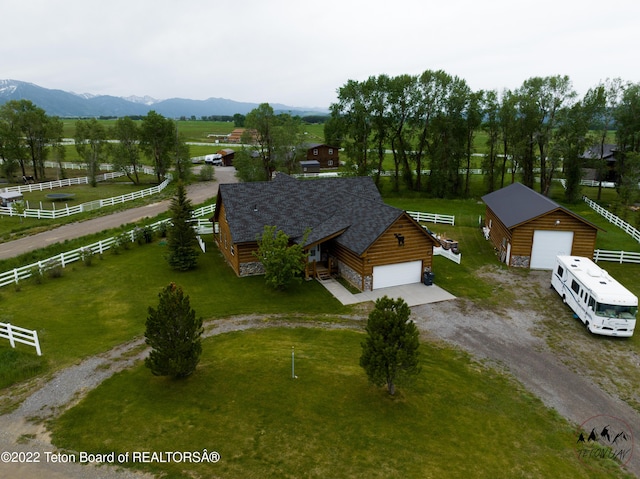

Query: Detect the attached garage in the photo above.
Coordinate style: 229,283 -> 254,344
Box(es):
482,183 -> 601,269
530,230 -> 574,269
373,260 -> 423,289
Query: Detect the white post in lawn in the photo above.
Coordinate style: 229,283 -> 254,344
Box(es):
291,346 -> 295,379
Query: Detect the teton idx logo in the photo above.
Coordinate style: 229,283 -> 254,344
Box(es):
576,415 -> 633,467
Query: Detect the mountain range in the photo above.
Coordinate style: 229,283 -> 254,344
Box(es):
0,80 -> 329,118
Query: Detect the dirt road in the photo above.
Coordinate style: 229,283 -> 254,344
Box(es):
0,167 -> 238,261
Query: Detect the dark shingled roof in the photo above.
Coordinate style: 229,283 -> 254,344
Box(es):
482,182 -> 599,230
215,174 -> 404,256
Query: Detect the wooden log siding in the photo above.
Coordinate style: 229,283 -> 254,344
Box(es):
215,203 -> 239,274
485,206 -> 598,263
485,208 -> 513,253
363,214 -> 434,275
510,210 -> 597,259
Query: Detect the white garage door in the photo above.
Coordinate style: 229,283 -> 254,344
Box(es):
530,230 -> 574,269
372,260 -> 423,289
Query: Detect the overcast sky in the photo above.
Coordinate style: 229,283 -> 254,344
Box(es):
2,0 -> 639,108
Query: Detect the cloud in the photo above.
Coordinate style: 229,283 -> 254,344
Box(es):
2,0 -> 639,107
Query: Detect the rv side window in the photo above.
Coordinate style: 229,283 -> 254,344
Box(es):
557,265 -> 564,277
588,297 -> 595,309
571,280 -> 580,294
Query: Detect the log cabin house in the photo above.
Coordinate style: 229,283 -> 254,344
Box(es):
211,174 -> 439,291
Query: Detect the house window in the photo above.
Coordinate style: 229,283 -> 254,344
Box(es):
328,160 -> 333,166
231,244 -> 235,256
313,148 -> 318,156
328,148 -> 333,155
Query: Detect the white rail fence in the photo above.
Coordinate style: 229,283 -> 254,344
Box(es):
1,172 -> 126,194
0,322 -> 42,356
593,250 -> 640,264
0,205 -> 216,289
433,246 -> 462,264
0,176 -> 172,219
583,196 -> 640,243
407,210 -> 455,226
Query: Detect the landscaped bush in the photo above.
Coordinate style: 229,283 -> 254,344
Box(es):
80,247 -> 94,266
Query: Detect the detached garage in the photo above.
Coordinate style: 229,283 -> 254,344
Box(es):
482,183 -> 601,269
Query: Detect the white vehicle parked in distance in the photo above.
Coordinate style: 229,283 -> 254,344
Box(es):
551,255 -> 637,337
204,153 -> 223,166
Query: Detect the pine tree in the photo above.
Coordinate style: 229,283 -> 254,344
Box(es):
360,296 -> 421,395
167,181 -> 199,271
144,283 -> 203,378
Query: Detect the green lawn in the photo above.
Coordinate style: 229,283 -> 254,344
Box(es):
0,241 -> 347,373
50,328 -> 629,479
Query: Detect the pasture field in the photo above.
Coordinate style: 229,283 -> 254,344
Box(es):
60,119 -> 327,144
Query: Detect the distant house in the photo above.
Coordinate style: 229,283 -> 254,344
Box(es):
580,143 -> 619,183
211,173 -> 439,291
217,148 -> 235,166
227,128 -> 257,144
305,143 -> 339,169
482,183 -> 601,269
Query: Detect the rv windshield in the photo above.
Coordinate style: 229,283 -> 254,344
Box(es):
595,303 -> 638,320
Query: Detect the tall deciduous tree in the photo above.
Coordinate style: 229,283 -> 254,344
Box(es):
586,79 -> 622,200
481,90 -> 501,193
110,116 -> 141,184
75,118 -> 107,187
245,103 -> 277,180
139,110 -> 177,183
360,296 -> 421,396
330,79 -> 375,176
0,101 -> 26,181
254,225 -> 308,290
145,282 -> 203,378
0,100 -> 57,180
167,181 -> 199,271
172,132 -> 192,183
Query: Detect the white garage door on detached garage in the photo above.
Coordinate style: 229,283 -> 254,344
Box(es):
530,230 -> 574,269
372,260 -> 423,289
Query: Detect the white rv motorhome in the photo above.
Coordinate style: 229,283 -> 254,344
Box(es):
551,256 -> 637,337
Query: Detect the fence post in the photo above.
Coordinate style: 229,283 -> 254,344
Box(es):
33,330 -> 42,356
7,323 -> 15,348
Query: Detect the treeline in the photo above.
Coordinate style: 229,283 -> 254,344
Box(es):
0,100 -> 191,186
326,72 -> 640,203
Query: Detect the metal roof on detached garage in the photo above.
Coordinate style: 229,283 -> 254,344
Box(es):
481,182 -> 597,229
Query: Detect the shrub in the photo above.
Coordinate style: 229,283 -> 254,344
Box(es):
199,165 -> 215,182
80,247 -> 95,266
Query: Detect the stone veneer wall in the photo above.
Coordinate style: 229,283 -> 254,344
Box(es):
510,255 -> 530,268
239,261 -> 265,276
337,260 -> 372,292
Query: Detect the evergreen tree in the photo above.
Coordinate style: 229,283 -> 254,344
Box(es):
360,296 -> 421,395
167,181 -> 199,271
145,283 -> 203,378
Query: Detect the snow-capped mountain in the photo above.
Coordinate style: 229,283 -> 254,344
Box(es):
0,80 -> 328,118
